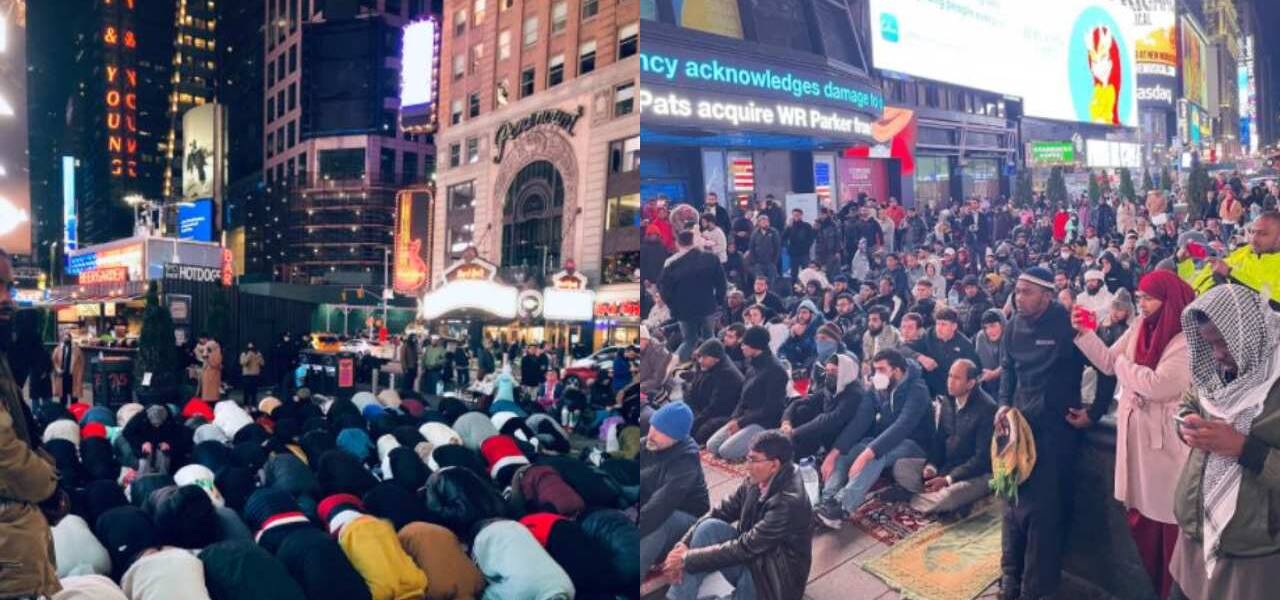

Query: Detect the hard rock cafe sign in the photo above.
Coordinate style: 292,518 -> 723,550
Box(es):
441,247 -> 497,284
492,106 -> 584,163
549,260 -> 588,290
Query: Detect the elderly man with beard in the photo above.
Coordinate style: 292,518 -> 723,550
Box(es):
1075,270 -> 1115,325
994,267 -> 1087,600
0,249 -> 64,599
1169,285 -> 1280,600
639,402 -> 710,576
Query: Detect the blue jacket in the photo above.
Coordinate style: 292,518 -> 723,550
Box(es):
833,359 -> 934,458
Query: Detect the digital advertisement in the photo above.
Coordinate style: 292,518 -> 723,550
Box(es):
399,17 -> 439,133
640,86 -> 874,140
182,103 -> 225,202
177,200 -> 214,243
869,0 -> 1139,127
1180,16 -> 1208,110
0,1 -> 31,255
1126,0 -> 1177,109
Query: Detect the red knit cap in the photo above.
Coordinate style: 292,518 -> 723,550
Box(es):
81,422 -> 108,440
519,512 -> 565,547
182,398 -> 215,422
316,493 -> 365,525
480,435 -> 529,479
67,402 -> 91,423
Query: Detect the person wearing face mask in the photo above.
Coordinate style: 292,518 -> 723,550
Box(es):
815,349 -> 932,530
1054,245 -> 1082,281
705,327 -> 788,462
639,402 -> 710,576
781,353 -> 864,459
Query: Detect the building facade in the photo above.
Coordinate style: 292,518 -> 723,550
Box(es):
434,0 -> 641,346
161,0 -> 218,201
258,0 -> 435,284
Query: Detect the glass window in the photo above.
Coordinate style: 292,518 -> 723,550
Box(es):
744,0 -> 811,53
288,84 -> 296,110
402,151 -> 418,183
814,0 -> 861,67
453,54 -> 465,80
551,1 -> 568,33
289,45 -> 297,72
449,143 -> 461,168
449,181 -> 475,209
605,193 -> 640,232
583,0 -> 599,19
287,121 -> 295,147
471,43 -> 484,74
618,22 -> 638,58
676,0 -> 743,38
454,9 -> 467,36
267,97 -> 275,121
268,61 -> 276,86
451,99 -> 463,124
498,30 -> 511,60
614,81 -> 634,116
468,92 -> 480,117
266,132 -> 275,157
523,16 -> 538,47
318,148 -> 365,180
466,138 -> 480,164
520,67 -> 535,97
380,148 -> 397,184
547,54 -> 564,87
610,136 -> 640,173
578,41 -> 596,75
473,0 -> 486,23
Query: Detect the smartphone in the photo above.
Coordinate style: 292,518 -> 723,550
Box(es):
1074,306 -> 1098,330
1187,242 -> 1208,260
1173,413 -> 1196,429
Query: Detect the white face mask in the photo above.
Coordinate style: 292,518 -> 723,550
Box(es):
871,372 -> 891,391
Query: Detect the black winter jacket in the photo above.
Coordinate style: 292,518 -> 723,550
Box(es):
731,351 -> 787,429
639,438 -> 710,538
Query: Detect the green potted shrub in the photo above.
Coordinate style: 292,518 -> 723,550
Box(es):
134,280 -> 179,406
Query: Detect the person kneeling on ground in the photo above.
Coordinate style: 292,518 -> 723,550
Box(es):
705,326 -> 787,461
815,349 -> 933,529
661,430 -> 812,600
639,402 -> 710,575
891,359 -> 996,514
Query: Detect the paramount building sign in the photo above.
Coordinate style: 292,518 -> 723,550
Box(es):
493,107 -> 584,163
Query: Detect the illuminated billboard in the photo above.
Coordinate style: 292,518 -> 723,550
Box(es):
1181,16 -> 1208,109
392,190 -> 431,295
177,200 -> 214,242
1129,0 -> 1177,109
869,0 -> 1138,127
399,18 -> 439,133
102,0 -> 139,179
182,103 -> 225,202
0,1 -> 31,255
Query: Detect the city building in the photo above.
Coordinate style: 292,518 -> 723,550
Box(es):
1204,0 -> 1242,161
218,0 -> 266,277
261,0 -> 435,285
26,0 -> 77,264
434,0 -> 641,348
161,0 -> 218,201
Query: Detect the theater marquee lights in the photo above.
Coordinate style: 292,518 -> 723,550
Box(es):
103,0 -> 138,178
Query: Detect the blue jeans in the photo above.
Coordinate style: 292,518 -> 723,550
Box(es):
706,423 -> 765,462
676,316 -> 717,363
820,438 -> 924,514
642,510 -> 699,573
667,518 -> 756,600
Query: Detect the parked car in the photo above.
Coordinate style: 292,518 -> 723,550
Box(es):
561,345 -> 622,387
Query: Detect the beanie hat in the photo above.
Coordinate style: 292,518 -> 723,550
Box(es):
1112,288 -> 1135,314
257,396 -> 283,416
67,402 -> 91,423
43,419 -> 81,447
116,403 -> 144,428
376,389 -> 402,409
742,326 -> 771,351
480,435 -> 530,483
336,428 -> 374,462
816,322 -> 843,342
361,404 -> 386,422
429,444 -> 490,481
80,406 -> 116,428
1018,266 -> 1055,290
81,422 -> 108,441
1083,269 -> 1104,282
400,398 -> 426,419
181,398 -> 215,422
173,464 -> 226,508
697,338 -> 725,360
193,423 -> 231,445
981,308 -> 1006,326
316,493 -> 365,527
147,485 -> 219,549
519,512 -> 566,547
650,402 -> 694,441
243,487 -> 302,531
213,401 -> 253,440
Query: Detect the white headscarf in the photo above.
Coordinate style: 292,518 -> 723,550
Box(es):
1181,284 -> 1280,576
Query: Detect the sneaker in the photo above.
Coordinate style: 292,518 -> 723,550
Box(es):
814,501 -> 846,530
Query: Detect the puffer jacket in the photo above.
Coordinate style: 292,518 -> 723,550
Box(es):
335,514 -> 428,600
833,359 -> 934,458
682,463 -> 812,600
0,354 -> 60,599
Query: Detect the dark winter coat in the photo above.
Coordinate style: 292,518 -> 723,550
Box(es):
639,438 -> 709,538
257,521 -> 373,600
834,360 -> 934,458
687,358 -> 743,427
199,540 -> 307,600
730,350 -> 788,429
659,248 -> 727,321
782,220 -> 816,258
928,387 -> 997,483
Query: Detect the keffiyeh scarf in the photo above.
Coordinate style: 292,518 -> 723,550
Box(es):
1180,284 -> 1280,577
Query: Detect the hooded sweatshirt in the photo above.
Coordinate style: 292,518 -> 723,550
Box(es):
328,508 -> 428,600
471,519 -> 574,600
52,574 -> 128,600
833,359 -> 934,458
119,548 -> 212,600
398,523 -> 487,600
453,412 -> 500,452
198,540 -> 307,600
52,515 -> 112,577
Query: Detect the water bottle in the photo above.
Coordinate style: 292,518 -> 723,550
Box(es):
797,457 -> 820,506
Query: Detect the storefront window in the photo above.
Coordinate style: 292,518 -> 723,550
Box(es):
961,159 -> 1000,200
914,156 -> 950,206
744,0 -> 812,53
318,148 -> 365,181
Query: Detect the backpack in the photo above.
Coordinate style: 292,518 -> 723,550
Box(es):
509,464 -> 584,518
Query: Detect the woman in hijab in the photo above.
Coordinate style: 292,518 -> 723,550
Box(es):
1099,251 -> 1135,295
1170,284 -> 1280,600
1072,270 -> 1195,598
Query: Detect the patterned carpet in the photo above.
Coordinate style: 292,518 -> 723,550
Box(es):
863,504 -> 1003,600
848,483 -> 938,545
699,449 -> 751,479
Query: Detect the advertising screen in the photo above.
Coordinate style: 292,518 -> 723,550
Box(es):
1181,16 -> 1208,109
393,190 -> 431,295
869,0 -> 1138,127
399,18 -> 439,133
63,156 -> 77,251
178,200 -> 214,242
1131,0 -> 1177,109
182,104 -> 224,202
0,2 -> 31,254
